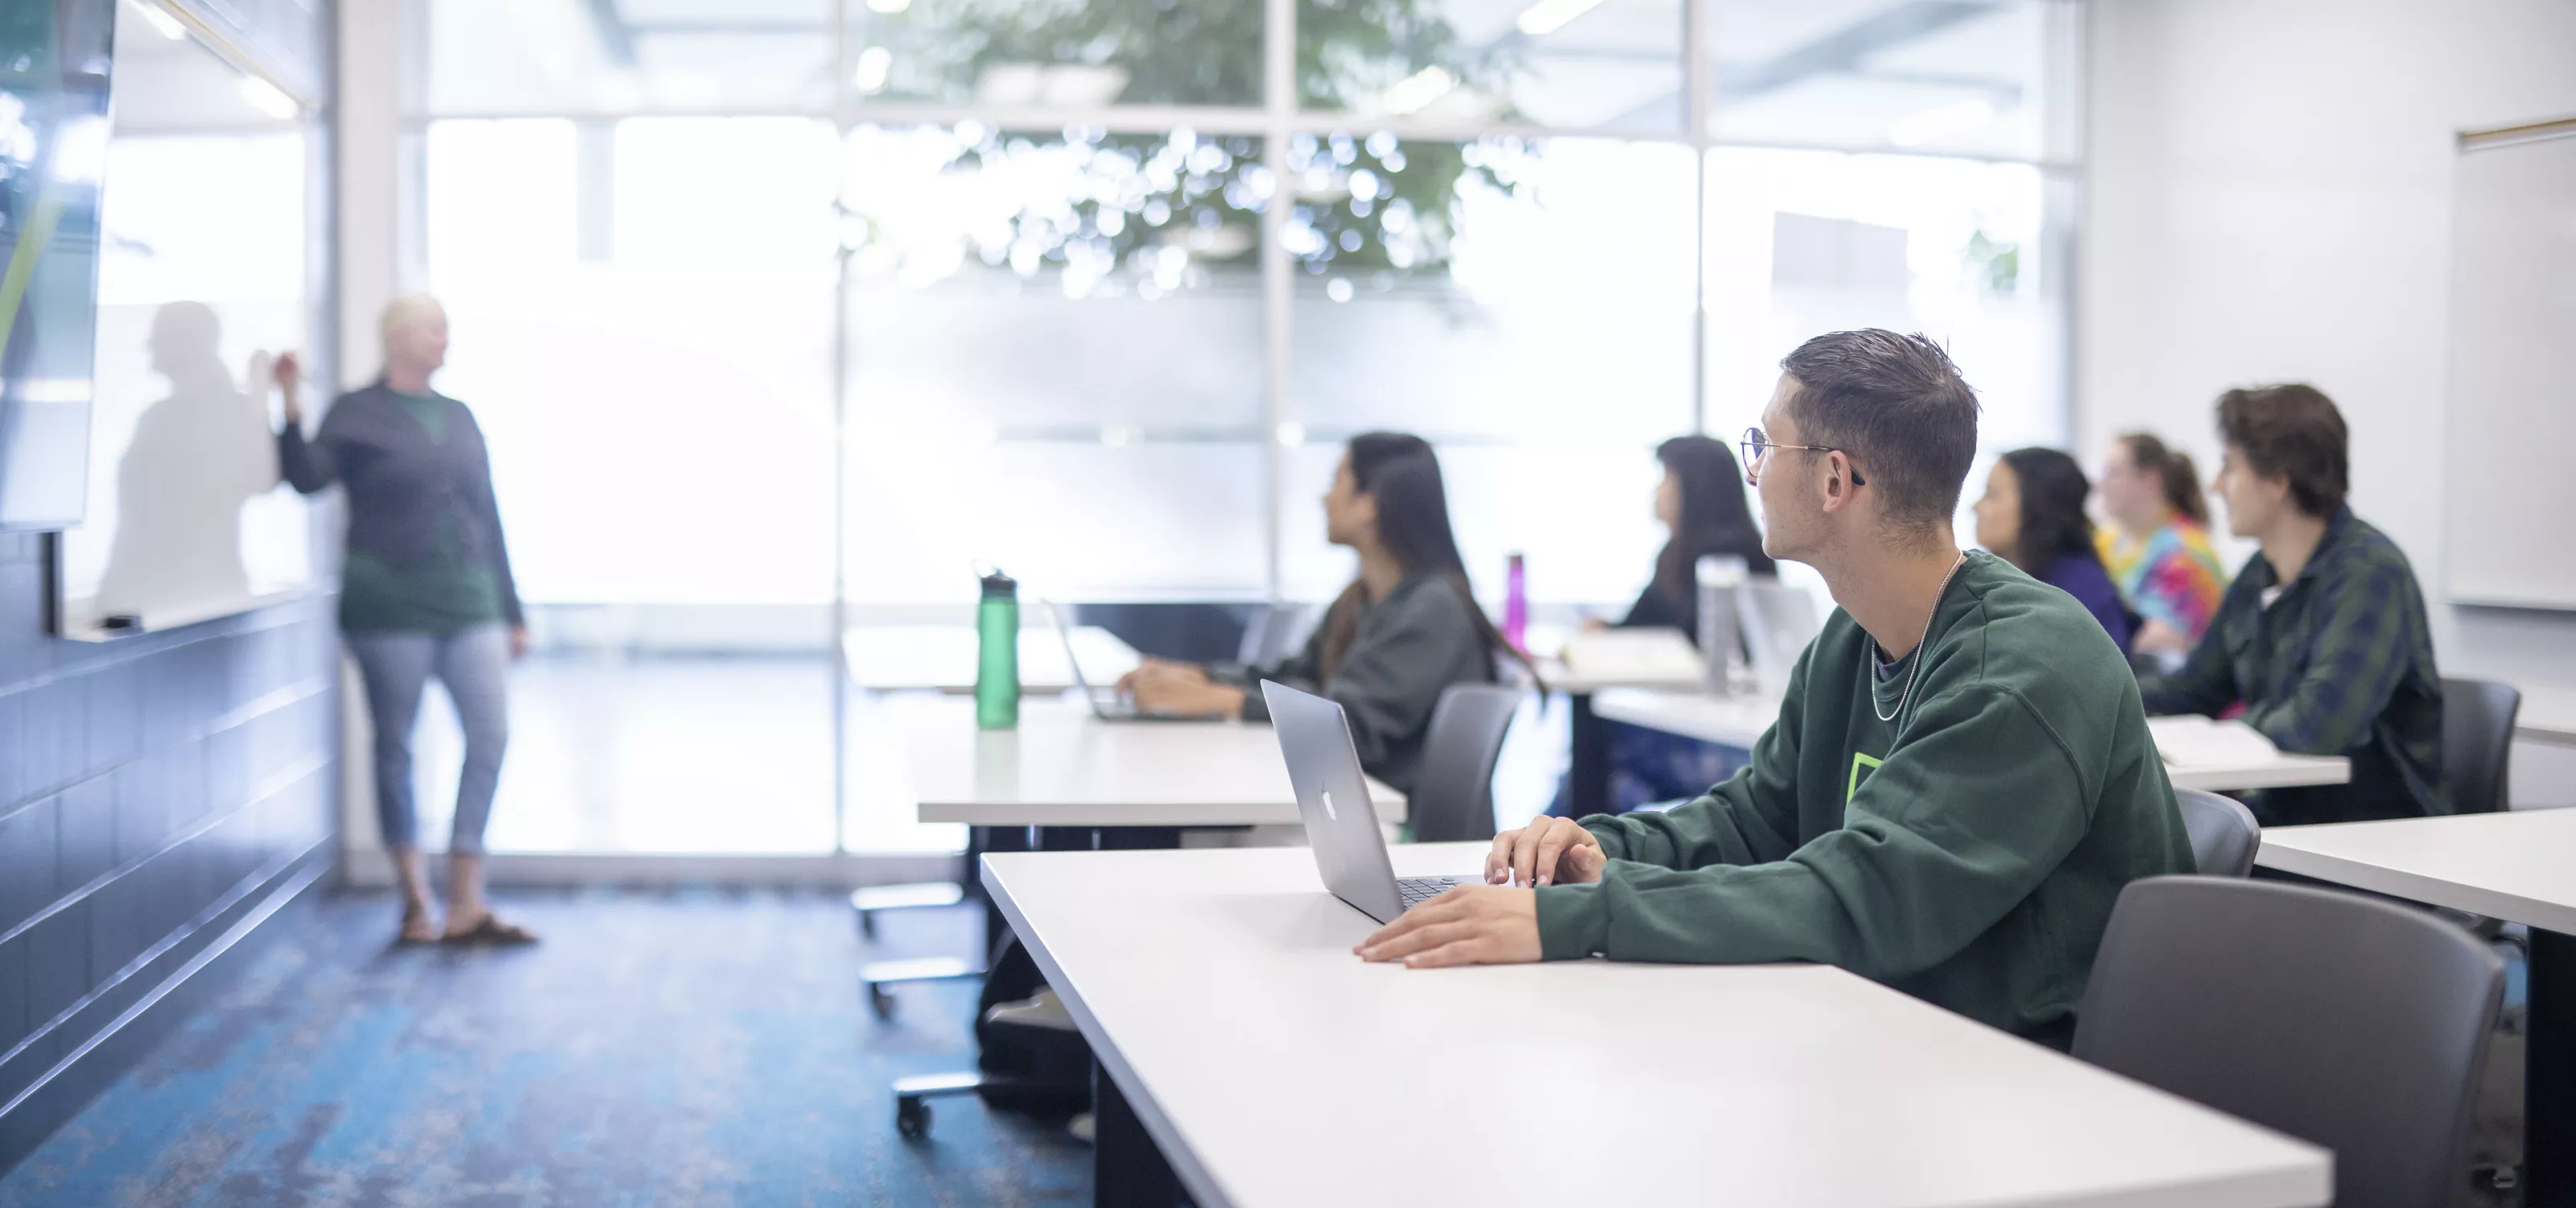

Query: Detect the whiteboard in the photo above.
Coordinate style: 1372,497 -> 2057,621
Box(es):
53,10 -> 316,636
2444,124 -> 2576,610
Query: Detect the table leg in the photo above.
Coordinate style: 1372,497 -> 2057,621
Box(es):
2531,928 -> 2576,1206
1568,691 -> 1609,818
1094,1058 -> 1190,1208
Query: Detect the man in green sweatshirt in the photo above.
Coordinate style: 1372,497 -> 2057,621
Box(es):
1356,329 -> 2193,1049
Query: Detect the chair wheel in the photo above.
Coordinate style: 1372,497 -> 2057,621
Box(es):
896,1097 -> 932,1140
869,983 -> 896,1020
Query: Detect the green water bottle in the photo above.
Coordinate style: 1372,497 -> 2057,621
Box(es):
975,569 -> 1020,730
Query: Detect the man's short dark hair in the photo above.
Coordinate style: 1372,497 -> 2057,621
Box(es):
1778,329 -> 1980,532
2216,383 -> 2347,518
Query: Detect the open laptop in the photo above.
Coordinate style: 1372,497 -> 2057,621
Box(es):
1261,681 -> 1483,924
1044,601 -> 1214,723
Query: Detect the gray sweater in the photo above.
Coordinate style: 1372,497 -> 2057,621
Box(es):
1216,574 -> 1497,795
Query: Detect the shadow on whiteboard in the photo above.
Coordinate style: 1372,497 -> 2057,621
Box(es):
55,300 -> 316,640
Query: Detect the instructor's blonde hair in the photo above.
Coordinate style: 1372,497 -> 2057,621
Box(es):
380,293 -> 444,344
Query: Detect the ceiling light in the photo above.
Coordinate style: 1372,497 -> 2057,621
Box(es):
126,0 -> 186,40
866,0 -> 911,10
239,77 -> 299,120
1380,66 -> 1457,117
1515,0 -> 1607,37
852,46 -> 893,94
1888,97 -> 1995,147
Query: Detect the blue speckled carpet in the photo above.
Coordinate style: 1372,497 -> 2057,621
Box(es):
0,887 -> 1088,1207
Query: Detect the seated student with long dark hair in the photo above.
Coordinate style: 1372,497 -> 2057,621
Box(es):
1972,447 -> 2133,650
1120,432 -> 1523,796
1612,434 -> 1777,636
1551,435 -> 1777,814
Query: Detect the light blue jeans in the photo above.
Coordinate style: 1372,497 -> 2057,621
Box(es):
346,624 -> 510,855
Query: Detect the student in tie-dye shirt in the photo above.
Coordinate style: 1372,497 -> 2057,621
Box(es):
2095,432 -> 2228,664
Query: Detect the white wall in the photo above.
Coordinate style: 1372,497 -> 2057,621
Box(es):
2079,0 -> 2576,806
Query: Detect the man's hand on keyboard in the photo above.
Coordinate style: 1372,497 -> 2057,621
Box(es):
1352,886 -> 1541,969
1484,817 -> 1606,887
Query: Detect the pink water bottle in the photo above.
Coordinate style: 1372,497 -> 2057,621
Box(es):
1503,552 -> 1528,653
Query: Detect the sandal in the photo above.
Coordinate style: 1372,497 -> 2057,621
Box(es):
397,904 -> 440,946
442,912 -> 539,945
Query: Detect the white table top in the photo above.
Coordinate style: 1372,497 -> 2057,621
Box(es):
1590,685 -> 1780,747
890,696 -> 1406,827
2255,808 -> 2576,935
2518,685 -> 2576,745
1591,688 -> 2352,794
843,624 -> 1141,693
985,842 -> 2330,1208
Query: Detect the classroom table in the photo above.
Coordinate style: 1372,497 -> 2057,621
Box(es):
1591,688 -> 2355,795
876,694 -> 1407,1136
2520,686 -> 2576,747
985,842 -> 2333,1208
843,623 -> 1142,693
1534,659 -> 1711,819
2255,809 -> 2576,1206
893,695 -> 1406,828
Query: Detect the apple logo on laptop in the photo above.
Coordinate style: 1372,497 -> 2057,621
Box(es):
1319,789 -> 1337,821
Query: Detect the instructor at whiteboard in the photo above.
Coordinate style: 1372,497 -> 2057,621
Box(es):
274,295 -> 535,947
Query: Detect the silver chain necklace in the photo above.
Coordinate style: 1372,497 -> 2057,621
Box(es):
1872,553 -> 1970,725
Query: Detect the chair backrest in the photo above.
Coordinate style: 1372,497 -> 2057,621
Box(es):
2441,677 -> 2520,814
2074,877 -> 2504,1208
1406,685 -> 1523,842
2174,788 -> 2260,878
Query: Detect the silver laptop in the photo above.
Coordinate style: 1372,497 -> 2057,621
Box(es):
1044,601 -> 1212,723
1261,681 -> 1480,924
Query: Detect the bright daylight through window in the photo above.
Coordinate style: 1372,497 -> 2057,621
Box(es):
398,0 -> 2079,854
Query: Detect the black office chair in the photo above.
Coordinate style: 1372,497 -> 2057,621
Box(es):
1406,685 -> 1524,842
2174,788 -> 2260,878
2442,677 -> 2521,815
2075,877 -> 2504,1208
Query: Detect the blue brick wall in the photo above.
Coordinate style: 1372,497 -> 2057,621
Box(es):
0,531 -> 337,1136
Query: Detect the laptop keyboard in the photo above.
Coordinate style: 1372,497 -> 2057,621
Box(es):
1397,877 -> 1460,908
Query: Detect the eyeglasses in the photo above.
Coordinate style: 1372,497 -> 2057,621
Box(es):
1740,427 -> 1867,487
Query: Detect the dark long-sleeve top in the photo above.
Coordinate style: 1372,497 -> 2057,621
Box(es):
2039,553 -> 2133,652
2138,508 -> 2444,825
1213,573 -> 1496,796
1618,540 -> 1776,644
278,383 -> 522,635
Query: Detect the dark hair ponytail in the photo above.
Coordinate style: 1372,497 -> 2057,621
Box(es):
1650,435 -> 1774,606
2117,432 -> 2211,527
1319,433 -> 1533,684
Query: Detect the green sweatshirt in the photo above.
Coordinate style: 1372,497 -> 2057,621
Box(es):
1535,552 -> 2192,1047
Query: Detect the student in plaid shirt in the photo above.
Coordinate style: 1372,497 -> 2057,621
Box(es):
2139,384 -> 2445,825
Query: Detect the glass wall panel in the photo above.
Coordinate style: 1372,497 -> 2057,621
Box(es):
408,0 -> 837,114
1294,0 -> 1683,131
844,0 -> 1263,107
844,124 -> 1269,603
1283,136 -> 1695,602
1708,0 -> 2060,159
426,116 -> 840,605
1702,146 -> 2062,539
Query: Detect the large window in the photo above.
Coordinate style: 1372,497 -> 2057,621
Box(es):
402,0 -> 2079,853
410,0 -> 2076,611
